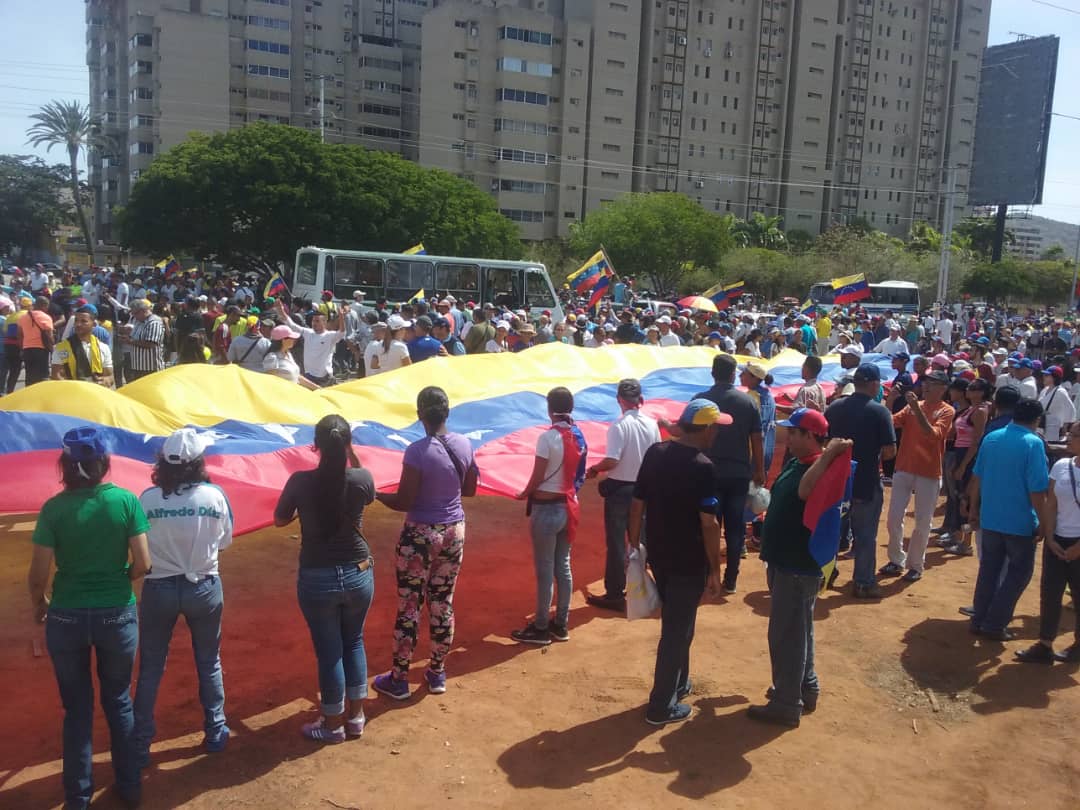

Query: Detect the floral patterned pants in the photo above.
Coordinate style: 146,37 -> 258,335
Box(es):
392,521 -> 465,677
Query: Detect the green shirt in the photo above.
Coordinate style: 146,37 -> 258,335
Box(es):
760,458 -> 818,574
33,483 -> 150,609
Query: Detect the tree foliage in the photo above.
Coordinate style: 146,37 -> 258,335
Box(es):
568,192 -> 734,296
954,216 -> 1014,260
0,155 -> 73,256
26,100 -> 111,263
962,259 -> 1034,304
116,123 -> 521,275
732,212 -> 785,249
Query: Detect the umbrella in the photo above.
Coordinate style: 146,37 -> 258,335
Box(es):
677,295 -> 719,313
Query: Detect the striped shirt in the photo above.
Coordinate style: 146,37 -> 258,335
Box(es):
129,314 -> 165,372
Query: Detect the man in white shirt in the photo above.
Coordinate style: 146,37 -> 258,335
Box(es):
936,314 -> 955,348
873,324 -> 909,356
280,299 -> 345,385
585,378 -> 661,611
657,316 -> 681,347
30,265 -> 50,294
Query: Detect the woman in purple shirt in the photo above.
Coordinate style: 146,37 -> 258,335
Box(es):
373,386 -> 479,699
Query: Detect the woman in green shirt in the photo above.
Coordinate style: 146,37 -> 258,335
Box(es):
27,427 -> 152,810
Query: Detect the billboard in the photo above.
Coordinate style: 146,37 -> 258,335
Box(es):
968,35 -> 1059,207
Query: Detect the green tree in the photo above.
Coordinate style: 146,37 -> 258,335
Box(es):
906,220 -> 942,254
1041,244 -> 1067,261
732,212 -> 786,249
568,193 -> 734,296
953,216 -> 1014,260
523,239 -> 579,287
784,228 -> 815,254
718,248 -> 796,299
26,100 -> 110,264
961,259 -> 1033,304
0,155 -> 73,256
116,123 -> 521,276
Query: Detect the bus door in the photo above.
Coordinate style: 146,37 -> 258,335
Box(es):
385,258 -> 433,302
293,250 -> 320,298
483,266 -> 523,310
524,266 -> 557,312
435,262 -> 480,305
332,255 -> 384,302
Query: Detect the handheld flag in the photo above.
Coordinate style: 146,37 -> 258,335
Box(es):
587,274 -> 612,311
155,255 -> 180,279
263,272 -> 288,300
567,250 -> 612,295
408,288 -> 426,304
831,273 -> 871,304
404,243 -> 426,255
803,454 -> 856,588
801,299 -> 817,319
722,279 -> 745,299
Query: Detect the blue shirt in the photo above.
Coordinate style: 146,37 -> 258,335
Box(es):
406,335 -> 442,362
973,422 -> 1049,535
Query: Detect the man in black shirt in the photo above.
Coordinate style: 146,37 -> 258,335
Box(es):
750,408 -> 852,728
692,353 -> 765,594
825,363 -> 897,598
630,399 -> 728,725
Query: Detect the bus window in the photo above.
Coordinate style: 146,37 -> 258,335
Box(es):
295,251 -> 319,287
810,283 -> 835,305
333,256 -> 383,300
436,262 -> 480,302
484,266 -> 523,310
386,259 -> 433,302
525,266 -> 556,309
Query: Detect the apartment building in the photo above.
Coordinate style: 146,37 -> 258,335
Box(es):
1005,214 -> 1080,261
87,0 -> 990,243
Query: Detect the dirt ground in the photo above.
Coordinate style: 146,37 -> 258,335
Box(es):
1,482 -> 1078,810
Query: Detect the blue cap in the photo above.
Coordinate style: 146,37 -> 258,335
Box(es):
891,351 -> 910,361
431,315 -> 450,328
1018,357 -> 1034,369
777,407 -> 829,435
678,398 -> 733,427
975,336 -> 990,346
707,331 -> 723,340
77,303 -> 98,316
62,427 -> 108,462
854,363 -> 881,383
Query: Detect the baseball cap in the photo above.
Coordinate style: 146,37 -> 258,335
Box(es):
853,363 -> 881,383
353,290 -> 366,299
678,398 -> 733,427
707,331 -> 723,340
131,299 -> 151,311
1018,357 -> 1034,369
161,428 -> 213,464
77,303 -> 98,316
271,324 -> 300,340
892,351 -> 911,361
494,320 -> 510,330
838,344 -> 862,356
62,427 -> 108,462
743,361 -> 768,380
387,314 -> 412,330
992,347 -> 1008,357
777,407 -> 829,436
836,375 -> 856,397
1046,365 -> 1064,380
617,378 -> 643,401
415,315 -> 433,330
321,290 -> 334,299
922,370 -> 950,385
658,315 -> 672,325
931,352 -> 952,368
431,315 -> 450,328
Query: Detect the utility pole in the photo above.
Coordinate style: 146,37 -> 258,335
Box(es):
1070,222 -> 1080,310
319,73 -> 326,143
937,166 -> 956,304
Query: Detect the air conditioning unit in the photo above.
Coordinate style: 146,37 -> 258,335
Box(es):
694,180 -> 705,188
678,35 -> 688,46
704,47 -> 712,57
724,46 -> 734,58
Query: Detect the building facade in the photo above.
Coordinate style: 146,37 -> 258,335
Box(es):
86,0 -> 990,244
1006,214 -> 1080,261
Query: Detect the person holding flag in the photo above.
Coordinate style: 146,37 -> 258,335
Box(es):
751,408 -> 852,728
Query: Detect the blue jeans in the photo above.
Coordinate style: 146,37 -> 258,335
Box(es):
766,567 -> 821,719
602,482 -> 635,598
850,484 -> 885,587
46,605 -> 140,809
530,502 -> 572,630
647,568 -> 706,716
972,529 -> 1036,634
715,477 -> 749,589
297,564 -> 375,715
134,576 -> 226,753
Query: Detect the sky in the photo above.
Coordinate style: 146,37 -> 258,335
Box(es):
0,0 -> 1078,223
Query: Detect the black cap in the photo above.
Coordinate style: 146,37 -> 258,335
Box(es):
415,315 -> 433,329
431,315 -> 450,328
617,378 -> 642,402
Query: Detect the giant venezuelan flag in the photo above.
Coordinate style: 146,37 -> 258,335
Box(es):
0,348 -> 894,536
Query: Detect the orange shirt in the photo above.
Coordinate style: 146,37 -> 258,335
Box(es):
893,401 -> 955,479
18,310 -> 53,350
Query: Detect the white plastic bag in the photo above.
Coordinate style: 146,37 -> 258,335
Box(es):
747,482 -> 771,515
626,543 -> 661,620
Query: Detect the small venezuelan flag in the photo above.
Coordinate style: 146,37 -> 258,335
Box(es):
404,243 -> 427,255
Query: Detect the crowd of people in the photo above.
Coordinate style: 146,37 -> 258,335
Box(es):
12,259 -> 1080,807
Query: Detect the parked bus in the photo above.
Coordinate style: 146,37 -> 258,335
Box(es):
809,279 -> 920,315
288,247 -> 564,322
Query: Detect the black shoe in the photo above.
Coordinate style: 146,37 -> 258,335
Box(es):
765,687 -> 817,713
827,567 -> 840,589
901,569 -> 923,583
877,562 -> 904,577
510,623 -> 552,646
747,703 -> 800,728
549,622 -> 570,642
930,526 -> 948,536
852,583 -> 883,599
722,582 -> 738,595
645,703 -> 692,726
1015,643 -> 1055,664
958,606 -> 975,617
975,627 -> 1016,642
677,679 -> 693,701
1055,642 -> 1080,663
112,785 -> 142,810
585,593 -> 626,612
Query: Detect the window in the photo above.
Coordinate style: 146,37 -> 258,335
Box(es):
605,87 -> 624,97
525,266 -> 556,308
498,26 -> 553,46
129,141 -> 154,155
246,15 -> 290,30
496,57 -> 554,77
359,56 -> 402,71
501,208 -> 544,223
603,116 -> 622,125
498,148 -> 554,165
602,143 -> 621,152
248,64 -> 290,79
129,60 -> 152,75
386,260 -> 433,301
496,88 -> 548,106
295,252 -> 319,287
499,179 -> 550,194
246,39 -> 290,54
494,118 -> 553,135
129,33 -> 152,48
361,102 -> 401,116
128,114 -> 153,128
434,263 -> 480,299
130,87 -> 153,101
363,79 -> 401,92
608,30 -> 628,40
332,257 -> 382,299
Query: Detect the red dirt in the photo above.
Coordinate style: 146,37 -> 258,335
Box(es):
1,484 -> 1078,809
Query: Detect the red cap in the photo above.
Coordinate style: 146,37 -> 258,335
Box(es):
321,290 -> 333,299
778,407 -> 829,436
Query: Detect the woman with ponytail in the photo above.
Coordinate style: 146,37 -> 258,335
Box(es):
274,415 -> 375,743
373,387 -> 478,699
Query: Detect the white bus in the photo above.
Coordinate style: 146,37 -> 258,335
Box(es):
809,279 -> 921,315
289,247 -> 564,321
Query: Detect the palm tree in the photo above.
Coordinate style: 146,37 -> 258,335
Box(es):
732,212 -> 786,249
27,100 -> 110,264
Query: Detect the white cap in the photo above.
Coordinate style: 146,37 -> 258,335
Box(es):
161,428 -> 213,464
495,320 -> 510,330
387,314 -> 411,330
352,290 -> 365,299
657,315 -> 672,325
838,344 -> 863,356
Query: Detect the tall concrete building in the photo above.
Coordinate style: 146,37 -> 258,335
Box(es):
87,0 -> 990,244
